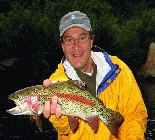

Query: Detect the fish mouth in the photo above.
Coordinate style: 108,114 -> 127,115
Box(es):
6,100 -> 33,115
7,106 -> 33,115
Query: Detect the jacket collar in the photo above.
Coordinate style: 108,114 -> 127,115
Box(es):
62,51 -> 113,91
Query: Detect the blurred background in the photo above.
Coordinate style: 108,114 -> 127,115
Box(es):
0,0 -> 155,139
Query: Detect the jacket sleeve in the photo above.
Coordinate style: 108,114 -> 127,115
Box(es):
48,62 -> 73,135
117,61 -> 148,140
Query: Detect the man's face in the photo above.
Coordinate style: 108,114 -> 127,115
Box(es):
61,27 -> 93,72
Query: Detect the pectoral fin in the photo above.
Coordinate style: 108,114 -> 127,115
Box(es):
68,116 -> 79,133
33,113 -> 42,132
30,115 -> 35,122
87,115 -> 99,133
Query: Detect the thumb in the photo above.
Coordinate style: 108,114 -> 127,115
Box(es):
43,79 -> 51,87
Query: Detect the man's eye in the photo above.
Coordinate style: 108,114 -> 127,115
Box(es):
66,38 -> 73,42
80,36 -> 86,40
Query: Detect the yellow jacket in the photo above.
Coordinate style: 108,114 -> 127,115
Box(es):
48,52 -> 148,140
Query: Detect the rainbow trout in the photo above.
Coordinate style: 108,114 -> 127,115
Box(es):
7,80 -> 124,137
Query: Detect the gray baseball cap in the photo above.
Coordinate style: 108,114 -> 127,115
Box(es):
59,11 -> 91,36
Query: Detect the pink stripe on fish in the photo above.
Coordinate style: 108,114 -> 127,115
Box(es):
54,94 -> 95,107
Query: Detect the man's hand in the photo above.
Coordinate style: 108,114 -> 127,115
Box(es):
43,79 -> 62,119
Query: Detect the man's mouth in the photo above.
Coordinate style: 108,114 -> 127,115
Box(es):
73,53 -> 83,57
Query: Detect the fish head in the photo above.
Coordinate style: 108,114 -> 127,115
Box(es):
7,86 -> 44,115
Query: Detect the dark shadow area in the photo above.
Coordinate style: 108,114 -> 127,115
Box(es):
0,57 -> 58,140
137,76 -> 155,140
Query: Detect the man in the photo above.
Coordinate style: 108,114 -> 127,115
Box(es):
43,11 -> 148,140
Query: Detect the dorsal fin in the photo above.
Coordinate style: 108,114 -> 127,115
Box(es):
66,80 -> 86,90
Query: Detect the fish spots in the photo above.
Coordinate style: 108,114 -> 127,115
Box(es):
54,94 -> 95,107
24,96 -> 40,111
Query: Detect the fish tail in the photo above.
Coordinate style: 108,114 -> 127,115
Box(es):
100,108 -> 124,137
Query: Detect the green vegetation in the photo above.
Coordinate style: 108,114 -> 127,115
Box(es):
0,0 -> 155,74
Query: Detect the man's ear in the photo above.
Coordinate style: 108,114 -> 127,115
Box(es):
91,39 -> 94,49
61,43 -> 65,52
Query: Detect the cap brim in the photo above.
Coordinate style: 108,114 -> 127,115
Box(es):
60,24 -> 91,36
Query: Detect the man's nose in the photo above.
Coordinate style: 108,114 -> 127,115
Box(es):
73,39 -> 79,44
73,39 -> 80,50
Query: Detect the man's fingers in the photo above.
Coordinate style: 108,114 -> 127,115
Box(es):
43,101 -> 51,119
55,104 -> 62,119
50,95 -> 58,114
43,95 -> 61,119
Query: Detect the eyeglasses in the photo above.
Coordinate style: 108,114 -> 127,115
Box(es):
63,36 -> 90,45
